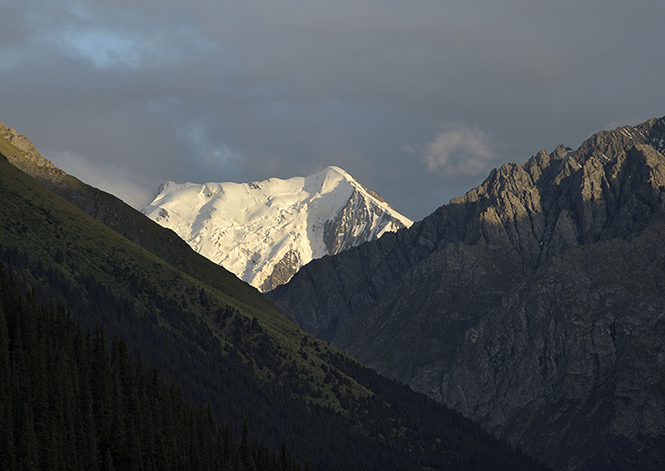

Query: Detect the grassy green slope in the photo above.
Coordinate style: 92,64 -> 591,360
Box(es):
0,136 -> 549,470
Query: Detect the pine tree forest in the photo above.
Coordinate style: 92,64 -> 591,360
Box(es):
0,264 -> 307,471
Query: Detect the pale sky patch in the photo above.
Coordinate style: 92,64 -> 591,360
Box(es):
53,28 -> 147,69
47,150 -> 158,209
420,124 -> 499,177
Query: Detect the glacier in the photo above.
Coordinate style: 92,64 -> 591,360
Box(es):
142,166 -> 412,291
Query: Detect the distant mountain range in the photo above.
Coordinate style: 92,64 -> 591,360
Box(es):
268,116 -> 665,470
142,166 -> 412,291
0,121 -> 547,470
8,113 -> 665,470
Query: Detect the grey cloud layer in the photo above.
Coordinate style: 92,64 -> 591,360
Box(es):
2,0 -> 664,219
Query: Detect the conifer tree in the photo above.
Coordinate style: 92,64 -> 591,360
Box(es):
240,419 -> 256,471
17,402 -> 39,471
0,303 -> 17,469
90,328 -> 113,463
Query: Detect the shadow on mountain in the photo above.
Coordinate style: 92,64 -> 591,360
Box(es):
268,117 -> 665,471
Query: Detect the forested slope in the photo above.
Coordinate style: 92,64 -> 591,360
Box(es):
0,267 -> 307,471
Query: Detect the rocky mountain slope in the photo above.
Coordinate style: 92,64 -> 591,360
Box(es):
268,116 -> 665,470
142,167 -> 411,291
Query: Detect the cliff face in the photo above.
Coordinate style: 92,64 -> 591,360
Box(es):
268,117 -> 665,470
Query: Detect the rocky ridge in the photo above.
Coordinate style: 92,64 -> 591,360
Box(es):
0,122 -> 151,241
268,117 -> 665,470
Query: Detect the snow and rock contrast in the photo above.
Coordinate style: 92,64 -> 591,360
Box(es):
142,166 -> 412,291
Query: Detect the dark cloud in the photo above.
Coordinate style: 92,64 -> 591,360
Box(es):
2,0 -> 664,220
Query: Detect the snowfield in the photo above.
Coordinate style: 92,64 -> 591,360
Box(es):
142,166 -> 412,291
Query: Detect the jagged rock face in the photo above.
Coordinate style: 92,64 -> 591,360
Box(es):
268,117 -> 665,470
323,189 -> 403,255
259,249 -> 301,293
142,166 -> 412,292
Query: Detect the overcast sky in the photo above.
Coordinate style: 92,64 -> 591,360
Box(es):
2,0 -> 664,220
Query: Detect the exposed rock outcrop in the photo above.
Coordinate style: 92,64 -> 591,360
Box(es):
268,117 -> 665,470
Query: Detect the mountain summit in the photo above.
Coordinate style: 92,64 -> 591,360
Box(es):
142,166 -> 412,291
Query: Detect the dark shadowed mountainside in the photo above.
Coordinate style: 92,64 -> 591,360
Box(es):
268,117 -> 665,470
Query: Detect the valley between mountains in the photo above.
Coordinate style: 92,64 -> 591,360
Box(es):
3,116 -> 665,470
0,122 -> 546,470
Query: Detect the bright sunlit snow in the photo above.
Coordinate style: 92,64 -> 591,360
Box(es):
142,166 -> 412,290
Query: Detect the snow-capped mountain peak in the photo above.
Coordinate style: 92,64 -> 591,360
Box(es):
142,166 -> 412,291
